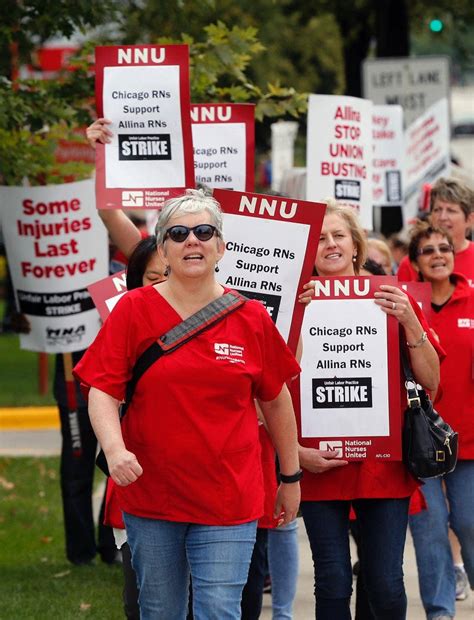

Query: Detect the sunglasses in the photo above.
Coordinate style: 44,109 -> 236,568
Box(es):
417,244 -> 454,256
164,224 -> 218,243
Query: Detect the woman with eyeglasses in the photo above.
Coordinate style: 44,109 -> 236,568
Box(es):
407,222 -> 474,620
74,189 -> 301,620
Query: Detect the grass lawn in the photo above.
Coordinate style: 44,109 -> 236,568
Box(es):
0,333 -> 56,406
0,457 -> 123,619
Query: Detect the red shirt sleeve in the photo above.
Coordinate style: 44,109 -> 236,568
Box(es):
406,293 -> 445,362
397,256 -> 417,282
73,293 -> 135,401
251,301 -> 301,402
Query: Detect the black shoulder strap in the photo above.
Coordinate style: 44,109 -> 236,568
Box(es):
121,291 -> 246,416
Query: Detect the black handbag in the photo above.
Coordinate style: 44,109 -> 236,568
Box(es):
401,349 -> 458,479
95,291 -> 246,476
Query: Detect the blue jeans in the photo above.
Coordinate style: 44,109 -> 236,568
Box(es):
268,519 -> 299,619
302,498 -> 410,619
409,460 -> 474,619
123,513 -> 257,620
241,528 -> 268,620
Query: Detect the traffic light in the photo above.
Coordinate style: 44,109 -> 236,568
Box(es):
429,18 -> 444,33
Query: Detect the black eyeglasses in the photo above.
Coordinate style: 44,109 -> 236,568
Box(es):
164,224 -> 218,243
417,244 -> 454,256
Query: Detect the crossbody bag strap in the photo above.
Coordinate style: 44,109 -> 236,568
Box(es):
122,291 -> 246,415
399,343 -> 423,408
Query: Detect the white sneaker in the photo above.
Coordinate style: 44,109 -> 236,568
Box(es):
455,565 -> 469,601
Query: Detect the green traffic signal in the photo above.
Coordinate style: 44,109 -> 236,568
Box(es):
429,19 -> 444,33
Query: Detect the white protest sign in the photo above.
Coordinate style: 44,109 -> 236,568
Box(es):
298,276 -> 401,460
363,56 -> 450,126
404,98 -> 451,223
372,105 -> 404,207
191,104 -> 255,191
271,121 -> 299,192
95,45 -> 194,209
306,94 -> 373,230
214,190 -> 326,352
0,180 -> 108,352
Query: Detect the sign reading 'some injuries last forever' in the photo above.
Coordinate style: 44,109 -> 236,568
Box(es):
298,276 -> 402,461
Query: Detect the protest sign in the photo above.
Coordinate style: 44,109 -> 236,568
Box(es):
363,56 -> 450,126
372,105 -> 404,207
271,121 -> 299,193
0,180 -> 108,353
191,104 -> 255,191
214,189 -> 326,352
95,44 -> 194,209
400,282 -> 432,314
87,271 -> 127,321
306,94 -> 373,230
404,98 -> 450,223
296,276 -> 401,460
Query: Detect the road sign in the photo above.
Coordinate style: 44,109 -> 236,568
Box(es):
362,56 -> 450,126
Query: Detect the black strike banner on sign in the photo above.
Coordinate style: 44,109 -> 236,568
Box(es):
17,288 -> 95,316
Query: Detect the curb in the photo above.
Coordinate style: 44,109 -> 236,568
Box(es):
0,407 -> 60,431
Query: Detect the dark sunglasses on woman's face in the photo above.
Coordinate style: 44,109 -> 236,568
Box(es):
165,224 -> 218,243
417,244 -> 454,256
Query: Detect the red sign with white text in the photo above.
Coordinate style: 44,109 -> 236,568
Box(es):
191,103 -> 255,192
95,45 -> 194,209
87,270 -> 128,321
296,276 -> 402,460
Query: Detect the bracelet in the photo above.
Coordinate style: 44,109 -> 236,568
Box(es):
280,469 -> 303,483
406,331 -> 427,349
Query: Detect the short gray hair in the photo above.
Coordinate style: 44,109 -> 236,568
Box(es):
155,189 -> 224,246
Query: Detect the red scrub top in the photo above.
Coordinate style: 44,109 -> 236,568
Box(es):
427,274 -> 474,459
74,286 -> 300,526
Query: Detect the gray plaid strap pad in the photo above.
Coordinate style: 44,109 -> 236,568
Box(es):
157,291 -> 246,352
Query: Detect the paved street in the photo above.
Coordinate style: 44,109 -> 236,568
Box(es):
1,426 -> 473,619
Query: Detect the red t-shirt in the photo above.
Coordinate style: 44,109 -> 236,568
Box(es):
104,423 -> 282,530
397,241 -> 474,288
297,297 -> 444,501
74,286 -> 300,526
427,275 -> 474,459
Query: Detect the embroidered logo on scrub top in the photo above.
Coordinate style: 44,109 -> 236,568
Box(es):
214,343 -> 245,364
457,318 -> 472,328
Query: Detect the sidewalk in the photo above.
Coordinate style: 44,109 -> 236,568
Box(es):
1,411 -> 472,619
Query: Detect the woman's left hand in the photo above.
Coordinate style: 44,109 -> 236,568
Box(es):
373,284 -> 417,328
273,483 -> 301,527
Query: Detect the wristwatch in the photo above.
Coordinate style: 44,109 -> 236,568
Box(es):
280,469 -> 303,483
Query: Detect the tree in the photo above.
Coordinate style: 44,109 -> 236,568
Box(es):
0,16 -> 309,185
282,0 -> 474,95
0,0 -> 119,79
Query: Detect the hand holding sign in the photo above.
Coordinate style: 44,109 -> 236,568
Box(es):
87,118 -> 113,146
298,445 -> 348,473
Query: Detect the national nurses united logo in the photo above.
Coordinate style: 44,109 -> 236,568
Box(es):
118,134 -> 172,160
312,377 -> 373,409
214,343 -> 245,364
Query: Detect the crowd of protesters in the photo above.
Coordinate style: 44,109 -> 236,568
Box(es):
4,112 -> 473,620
